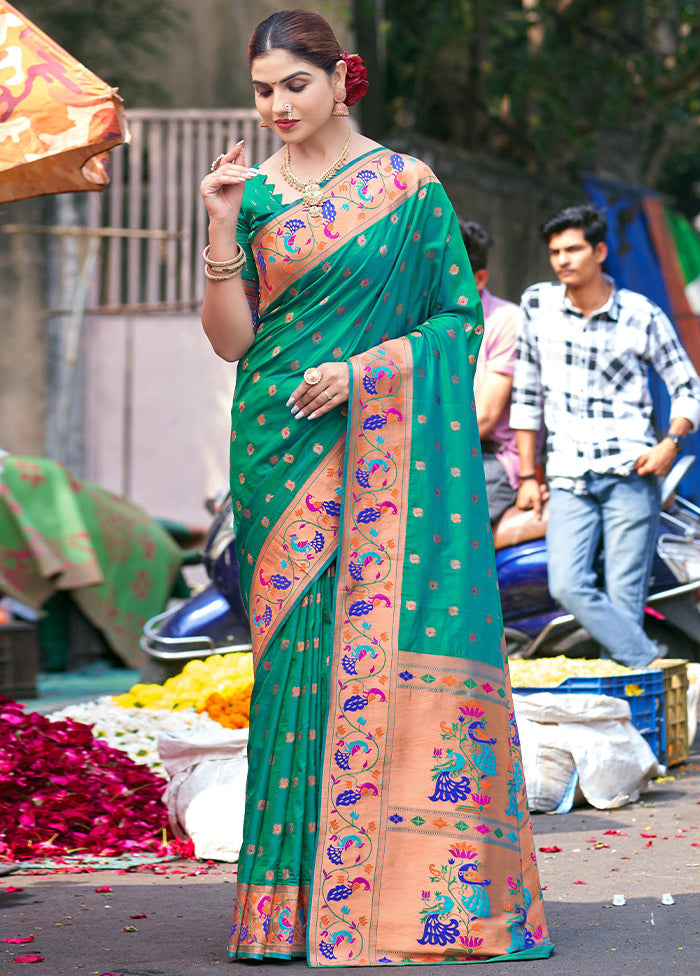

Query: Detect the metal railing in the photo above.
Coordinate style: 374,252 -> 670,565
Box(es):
84,108 -> 280,312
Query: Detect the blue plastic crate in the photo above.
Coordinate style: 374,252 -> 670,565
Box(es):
516,668 -> 665,760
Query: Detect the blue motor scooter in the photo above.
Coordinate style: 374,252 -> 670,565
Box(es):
140,459 -> 700,679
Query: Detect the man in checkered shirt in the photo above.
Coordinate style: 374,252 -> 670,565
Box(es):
510,204 -> 700,668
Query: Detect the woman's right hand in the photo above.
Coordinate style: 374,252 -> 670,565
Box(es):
200,140 -> 258,225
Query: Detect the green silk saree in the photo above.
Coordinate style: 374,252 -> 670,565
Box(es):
226,148 -> 552,966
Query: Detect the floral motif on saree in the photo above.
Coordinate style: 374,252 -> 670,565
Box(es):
226,149 -> 552,965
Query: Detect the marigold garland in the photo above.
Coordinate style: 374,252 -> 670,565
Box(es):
114,652 -> 254,729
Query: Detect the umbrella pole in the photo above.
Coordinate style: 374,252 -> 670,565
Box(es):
46,195 -> 99,474
55,238 -> 100,466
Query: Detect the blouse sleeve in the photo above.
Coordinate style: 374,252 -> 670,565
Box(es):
236,205 -> 261,332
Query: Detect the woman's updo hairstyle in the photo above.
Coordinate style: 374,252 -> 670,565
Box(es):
248,10 -> 342,73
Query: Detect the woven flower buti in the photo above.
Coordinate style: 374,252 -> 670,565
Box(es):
341,51 -> 369,106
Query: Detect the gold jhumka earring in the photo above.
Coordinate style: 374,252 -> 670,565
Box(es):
331,87 -> 348,117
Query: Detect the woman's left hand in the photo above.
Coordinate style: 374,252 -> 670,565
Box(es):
286,362 -> 350,420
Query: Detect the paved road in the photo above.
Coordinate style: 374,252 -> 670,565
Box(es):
3,739 -> 700,976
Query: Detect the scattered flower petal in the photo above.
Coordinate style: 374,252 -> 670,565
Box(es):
94,887 -> 111,893
538,846 -> 561,853
2,937 -> 34,944
12,956 -> 44,963
573,878 -> 586,884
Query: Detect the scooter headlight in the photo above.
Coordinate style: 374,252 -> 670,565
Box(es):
658,534 -> 700,583
203,491 -> 235,565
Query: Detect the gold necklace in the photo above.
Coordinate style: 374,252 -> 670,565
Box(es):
280,128 -> 352,218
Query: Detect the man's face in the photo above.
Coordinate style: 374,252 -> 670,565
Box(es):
547,227 -> 606,289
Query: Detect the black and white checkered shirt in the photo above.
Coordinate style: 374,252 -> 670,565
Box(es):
510,277 -> 700,491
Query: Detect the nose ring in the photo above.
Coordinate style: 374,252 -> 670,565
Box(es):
284,103 -> 292,120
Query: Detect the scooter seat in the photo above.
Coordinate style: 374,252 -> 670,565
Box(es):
492,502 -> 548,550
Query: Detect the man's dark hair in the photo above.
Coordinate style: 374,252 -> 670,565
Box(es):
539,204 -> 608,248
458,218 -> 493,273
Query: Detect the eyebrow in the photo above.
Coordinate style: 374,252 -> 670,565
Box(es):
252,71 -> 313,86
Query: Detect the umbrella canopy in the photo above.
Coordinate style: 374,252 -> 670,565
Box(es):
0,0 -> 128,204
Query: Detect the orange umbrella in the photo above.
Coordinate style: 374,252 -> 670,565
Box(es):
0,0 -> 128,203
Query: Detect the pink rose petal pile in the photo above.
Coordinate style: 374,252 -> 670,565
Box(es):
0,696 -> 170,861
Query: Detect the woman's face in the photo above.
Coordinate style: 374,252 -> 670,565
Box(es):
251,49 -> 344,142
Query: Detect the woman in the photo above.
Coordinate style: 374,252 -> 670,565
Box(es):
200,9 -> 552,966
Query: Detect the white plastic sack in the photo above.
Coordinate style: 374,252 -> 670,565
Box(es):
687,663 -> 700,748
159,726 -> 249,862
513,692 -> 661,813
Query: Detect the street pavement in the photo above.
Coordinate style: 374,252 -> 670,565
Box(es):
3,735 -> 700,975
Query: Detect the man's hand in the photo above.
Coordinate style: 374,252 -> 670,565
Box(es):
634,438 -> 679,478
516,479 -> 549,520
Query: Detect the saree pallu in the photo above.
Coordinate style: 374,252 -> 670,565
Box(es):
227,149 -> 552,965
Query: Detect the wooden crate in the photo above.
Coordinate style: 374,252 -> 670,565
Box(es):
0,622 -> 39,700
659,659 -> 689,767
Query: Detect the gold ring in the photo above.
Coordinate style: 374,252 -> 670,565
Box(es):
211,153 -> 225,172
304,367 -> 322,386
325,390 -> 333,400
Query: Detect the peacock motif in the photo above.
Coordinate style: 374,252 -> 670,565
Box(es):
390,153 -> 407,190
280,217 -> 306,253
253,604 -> 273,630
458,861 -> 491,919
429,749 -> 472,803
289,529 -> 325,557
416,845 -> 494,949
467,720 -> 497,777
361,365 -> 392,395
326,876 -> 371,901
417,891 -> 459,946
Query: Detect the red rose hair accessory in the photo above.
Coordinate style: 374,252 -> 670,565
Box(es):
341,51 -> 369,106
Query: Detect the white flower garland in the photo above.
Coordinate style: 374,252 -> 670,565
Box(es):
47,697 -> 224,777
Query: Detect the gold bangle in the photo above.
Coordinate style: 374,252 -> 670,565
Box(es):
204,265 -> 241,281
203,243 -> 246,271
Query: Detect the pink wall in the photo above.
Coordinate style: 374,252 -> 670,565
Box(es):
84,312 -> 235,528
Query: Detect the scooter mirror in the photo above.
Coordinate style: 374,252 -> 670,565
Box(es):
661,454 -> 695,508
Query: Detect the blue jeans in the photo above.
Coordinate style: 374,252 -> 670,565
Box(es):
547,473 -> 661,668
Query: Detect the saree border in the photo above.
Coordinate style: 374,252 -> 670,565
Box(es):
252,151 -> 438,316
229,882 -> 309,960
248,437 -> 345,667
308,336 -> 413,966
